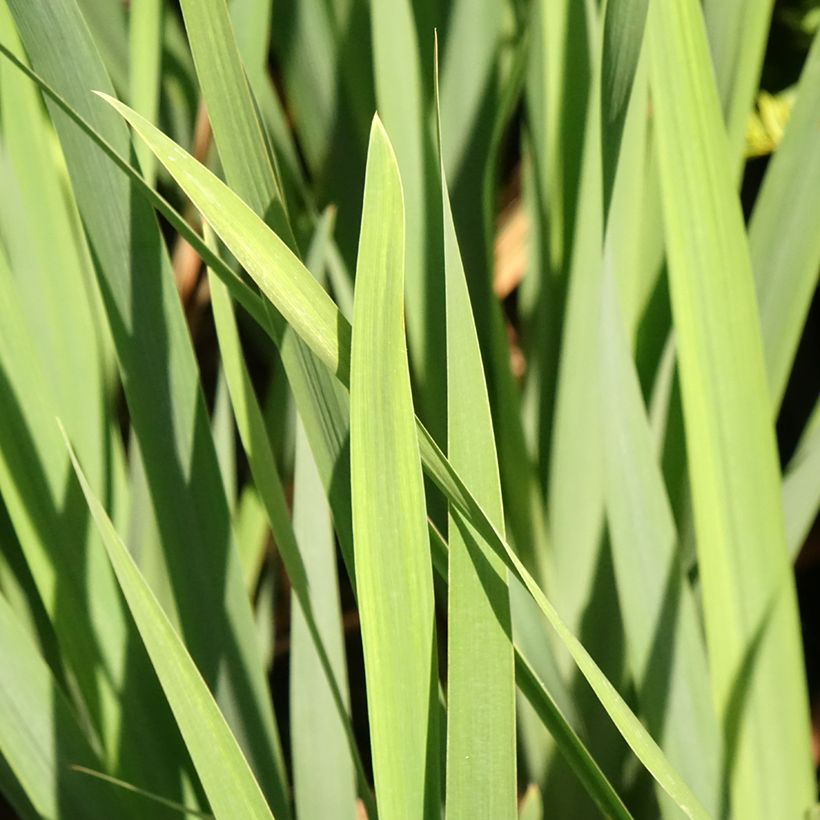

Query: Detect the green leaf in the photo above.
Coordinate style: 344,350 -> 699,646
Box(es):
0,41 -> 268,336
648,1 -> 814,816
234,486 -> 269,594
703,0 -> 775,176
288,215 -> 357,820
783,400 -> 820,560
94,93 -> 348,380
70,767 -> 214,819
600,270 -> 721,817
429,520 -> 632,819
439,74 -> 517,819
368,0 -> 446,439
512,652 -> 632,820
128,0 -> 163,186
749,29 -> 820,411
207,228 -> 373,816
64,430 -> 275,820
177,0 -> 293,245
75,0 -> 129,93
0,214 -> 185,808
290,417 -> 357,820
350,117 -> 439,819
600,0 -> 649,215
0,591 -> 131,820
0,10 -> 139,772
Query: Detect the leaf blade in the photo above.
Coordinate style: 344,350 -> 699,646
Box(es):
648,1 -> 814,815
65,430 -> 275,820
350,117 -> 439,819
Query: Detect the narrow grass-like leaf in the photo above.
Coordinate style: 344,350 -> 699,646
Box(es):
0,231 -> 186,809
545,68 -> 606,640
0,9 -> 133,765
75,0 -> 129,92
523,0 -> 593,506
513,653 -> 632,820
427,524 -> 632,819
0,592 -> 131,820
174,0 -> 363,591
600,0 -> 649,214
5,2 -> 286,806
177,0 -> 293,245
0,43 -> 270,337
602,50 -> 652,342
208,231 -> 373,817
0,501 -> 64,685
234,487 -> 269,594
749,29 -> 820,410
544,32 -> 629,792
170,6 -> 373,802
368,0 -> 445,438
70,767 -> 213,819
439,76 -> 517,818
0,6 -> 108,477
783,400 -> 820,560
288,215 -> 357,820
451,24 -> 554,593
212,370 -> 237,509
438,0 -> 503,183
600,270 -> 721,817
350,117 -> 439,819
91,92 -> 345,376
230,0 -> 272,91
64,431 -> 275,820
128,0 -> 162,186
649,2 -> 814,816
290,418 -> 357,820
703,0 -> 775,175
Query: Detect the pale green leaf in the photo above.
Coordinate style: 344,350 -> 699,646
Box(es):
65,431 -> 275,820
749,28 -> 820,410
703,0 -> 775,176
350,116 -> 439,819
600,270 -> 721,817
649,1 -> 814,816
784,400 -> 820,560
368,0 -> 446,438
128,0 -> 162,186
439,68 -> 517,817
0,592 -> 131,820
290,418 -> 357,820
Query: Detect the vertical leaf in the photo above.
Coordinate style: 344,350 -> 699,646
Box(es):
749,29 -> 820,410
128,0 -> 162,186
600,270 -> 721,817
65,434 -> 275,820
290,420 -> 357,820
703,0 -> 775,175
0,592 -> 132,820
368,0 -> 445,438
350,117 -> 439,819
783,400 -> 820,560
600,0 -> 649,214
440,89 -> 517,820
649,1 -> 814,816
